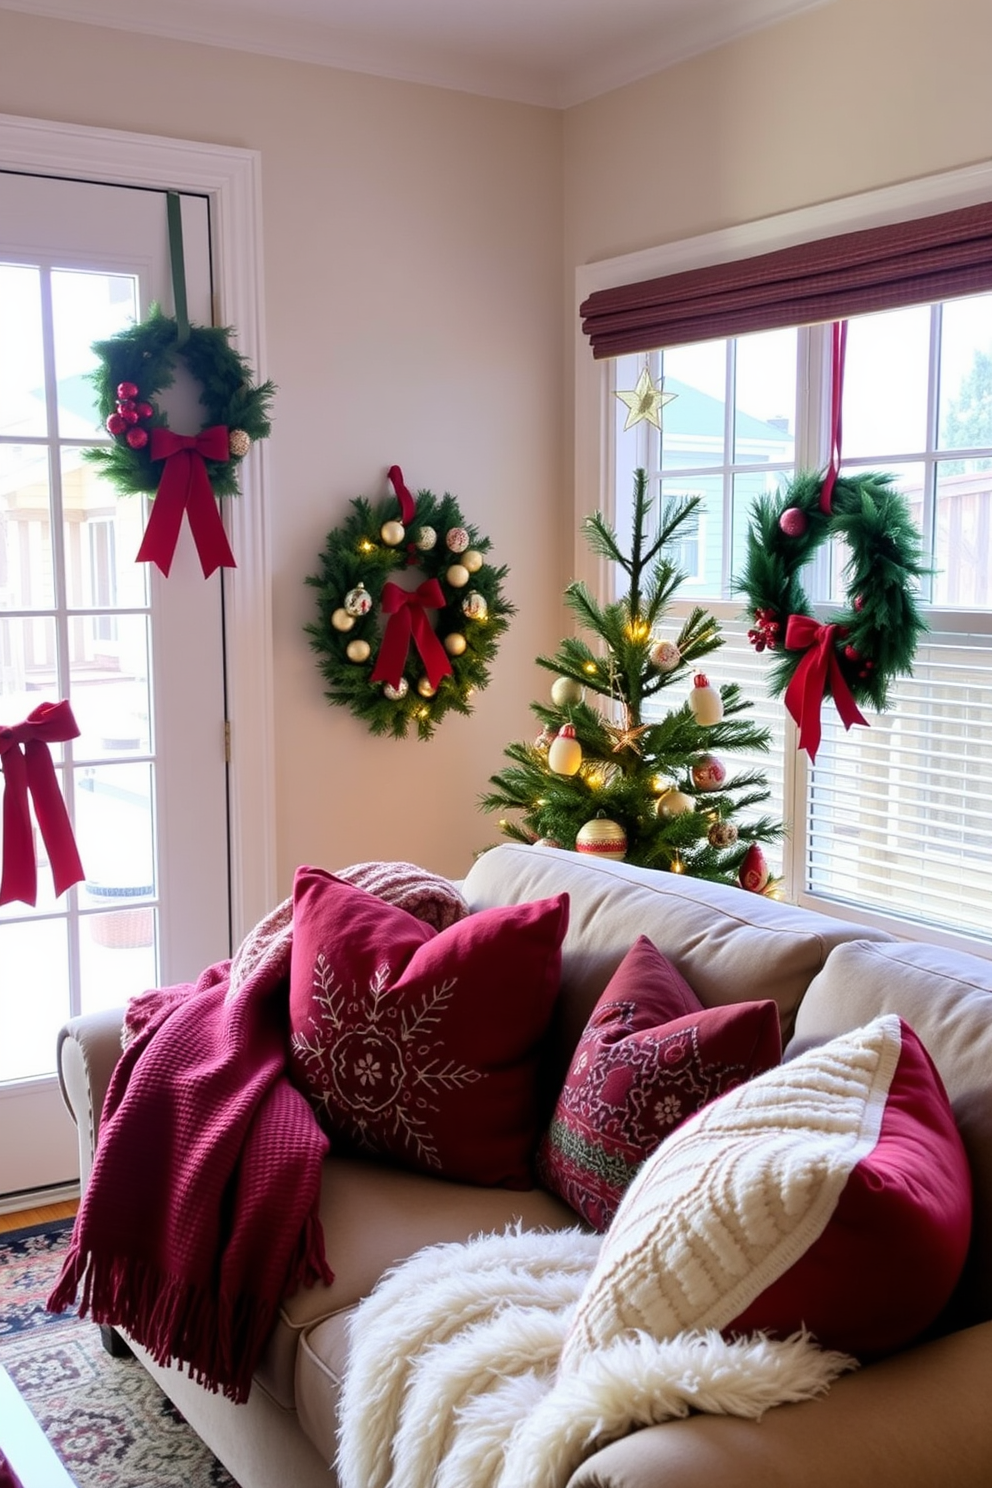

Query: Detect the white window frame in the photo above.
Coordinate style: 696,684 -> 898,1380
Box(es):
574,159 -> 992,958
0,112 -> 277,944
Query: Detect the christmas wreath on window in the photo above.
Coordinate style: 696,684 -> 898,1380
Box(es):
306,467 -> 514,740
85,305 -> 275,576
735,469 -> 929,759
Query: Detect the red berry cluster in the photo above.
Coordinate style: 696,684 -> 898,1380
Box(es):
747,606 -> 781,652
843,643 -> 875,680
105,381 -> 154,450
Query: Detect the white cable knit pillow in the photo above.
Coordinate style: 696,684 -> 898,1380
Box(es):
561,1013 -> 972,1369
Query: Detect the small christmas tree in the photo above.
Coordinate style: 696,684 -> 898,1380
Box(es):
482,470 -> 783,889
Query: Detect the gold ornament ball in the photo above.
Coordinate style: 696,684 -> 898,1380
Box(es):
417,677 -> 436,698
463,549 -> 484,573
708,819 -> 738,848
414,526 -> 437,552
346,638 -> 371,663
656,787 -> 695,819
228,428 -> 251,458
575,816 -> 627,861
383,678 -> 409,701
331,607 -> 355,632
444,632 -> 467,657
446,563 -> 470,588
550,675 -> 584,708
380,519 -> 406,546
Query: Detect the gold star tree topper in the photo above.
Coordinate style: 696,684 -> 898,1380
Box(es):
616,368 -> 677,430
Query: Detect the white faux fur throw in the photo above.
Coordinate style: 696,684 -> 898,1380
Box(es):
336,1226 -> 856,1488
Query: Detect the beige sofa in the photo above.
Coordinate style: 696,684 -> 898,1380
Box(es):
57,843 -> 992,1487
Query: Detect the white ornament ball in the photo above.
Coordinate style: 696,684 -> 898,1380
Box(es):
416,677 -> 436,698
463,549 -> 484,573
688,673 -> 724,726
550,675 -> 584,708
446,526 -> 470,553
691,753 -> 727,791
345,638 -> 371,663
380,519 -> 406,546
344,583 -> 373,617
656,788 -> 695,819
383,678 -> 409,701
446,563 -> 470,588
575,816 -> 627,861
444,632 -> 467,657
649,638 -> 681,673
462,591 -> 488,621
414,526 -> 437,552
331,607 -> 355,632
548,723 -> 582,776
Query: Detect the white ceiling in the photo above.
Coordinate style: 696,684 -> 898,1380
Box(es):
2,0 -> 833,107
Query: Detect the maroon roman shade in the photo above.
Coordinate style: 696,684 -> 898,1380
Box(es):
580,200 -> 992,359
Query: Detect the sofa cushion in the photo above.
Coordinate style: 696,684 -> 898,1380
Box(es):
791,937 -> 992,1328
257,1153 -> 580,1409
536,935 -> 782,1231
460,844 -> 894,1062
562,1014 -> 972,1371
288,866 -> 569,1188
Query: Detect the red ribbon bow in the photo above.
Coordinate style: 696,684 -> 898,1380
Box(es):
784,615 -> 867,761
0,700 -> 85,907
370,580 -> 453,692
136,426 -> 237,578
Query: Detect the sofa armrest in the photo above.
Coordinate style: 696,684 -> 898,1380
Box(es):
56,1007 -> 125,1190
566,1320 -> 992,1488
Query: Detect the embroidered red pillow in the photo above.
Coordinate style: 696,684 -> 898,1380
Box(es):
288,866 -> 569,1188
537,935 -> 782,1231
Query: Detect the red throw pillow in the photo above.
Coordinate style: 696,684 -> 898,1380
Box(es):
537,935 -> 782,1231
728,1018 -> 973,1357
288,866 -> 569,1188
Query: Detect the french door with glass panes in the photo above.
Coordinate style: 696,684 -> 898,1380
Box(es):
0,171 -> 231,1199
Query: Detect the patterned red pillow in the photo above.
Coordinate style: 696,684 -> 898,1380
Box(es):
537,935 -> 782,1231
288,866 -> 569,1188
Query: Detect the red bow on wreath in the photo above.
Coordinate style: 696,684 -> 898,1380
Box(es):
0,700 -> 85,907
371,580 -> 453,692
136,426 -> 237,578
784,615 -> 867,761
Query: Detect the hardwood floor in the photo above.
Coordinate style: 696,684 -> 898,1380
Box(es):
0,1200 -> 78,1235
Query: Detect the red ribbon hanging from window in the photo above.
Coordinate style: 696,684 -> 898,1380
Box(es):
370,580 -> 453,692
783,616 -> 867,761
820,319 -> 848,515
136,426 -> 237,578
0,700 -> 85,907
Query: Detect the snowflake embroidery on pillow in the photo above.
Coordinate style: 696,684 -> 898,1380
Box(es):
290,953 -> 485,1169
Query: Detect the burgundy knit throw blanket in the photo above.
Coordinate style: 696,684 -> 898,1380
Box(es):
47,938 -> 333,1403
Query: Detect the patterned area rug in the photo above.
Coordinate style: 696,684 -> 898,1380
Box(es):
0,1222 -> 239,1488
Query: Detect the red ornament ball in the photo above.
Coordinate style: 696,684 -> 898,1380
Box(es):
106,412 -> 128,436
116,381 -> 139,400
135,401 -> 154,420
779,507 -> 808,538
126,427 -> 149,449
738,843 -> 770,894
691,753 -> 727,791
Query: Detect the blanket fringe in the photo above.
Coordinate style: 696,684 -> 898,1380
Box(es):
47,1239 -> 303,1404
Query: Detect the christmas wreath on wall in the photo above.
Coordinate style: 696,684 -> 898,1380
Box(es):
306,467 -> 514,740
85,305 -> 274,577
735,469 -> 929,759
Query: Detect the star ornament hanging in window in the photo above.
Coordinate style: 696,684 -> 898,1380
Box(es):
615,368 -> 677,430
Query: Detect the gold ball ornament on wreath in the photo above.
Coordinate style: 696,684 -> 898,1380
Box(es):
447,564 -> 470,588
305,471 -> 513,740
576,814 -> 627,861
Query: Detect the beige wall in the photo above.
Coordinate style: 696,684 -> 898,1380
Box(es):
0,9 -> 564,888
562,0 -> 992,487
